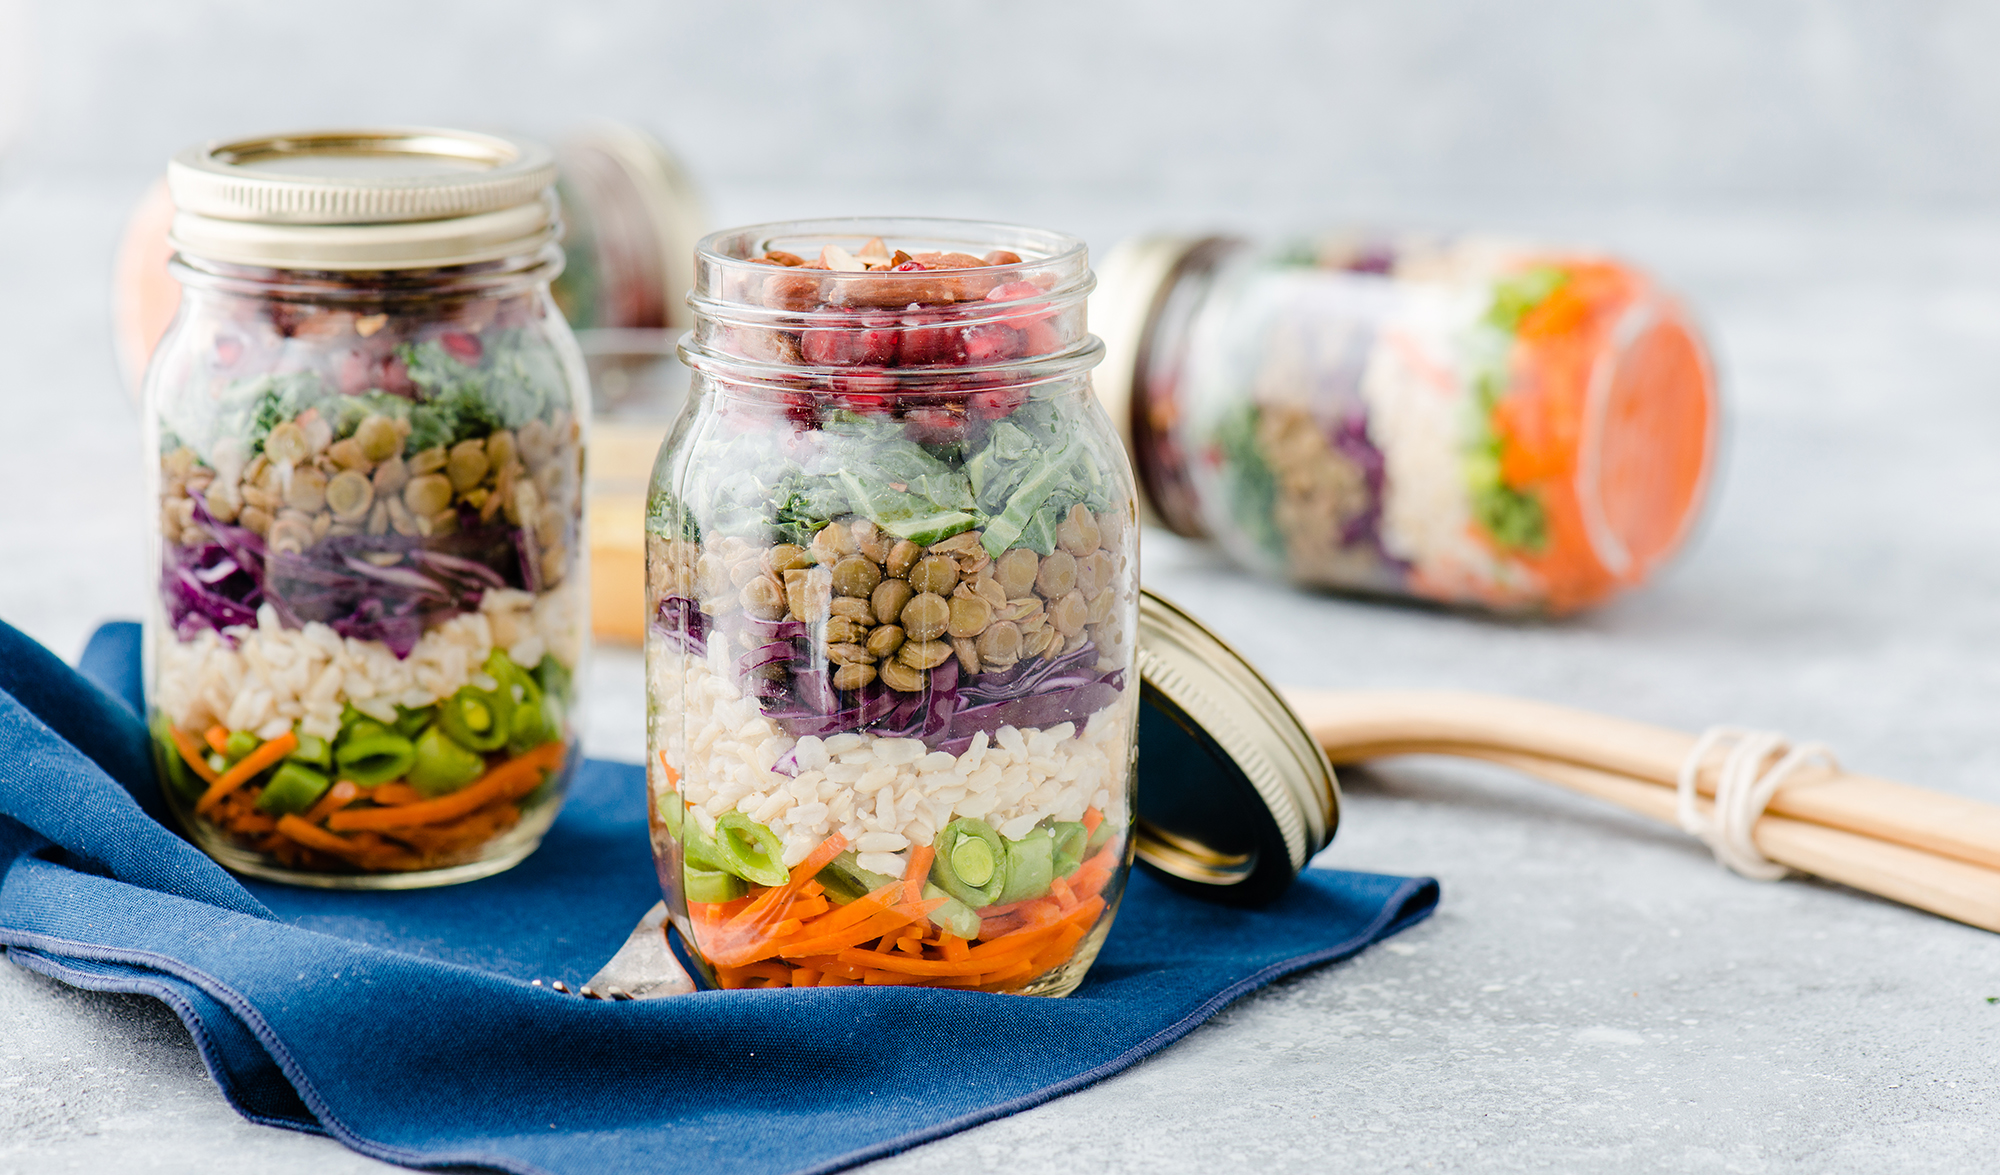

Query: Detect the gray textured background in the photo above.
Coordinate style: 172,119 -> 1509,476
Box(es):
5,3 -> 2000,1172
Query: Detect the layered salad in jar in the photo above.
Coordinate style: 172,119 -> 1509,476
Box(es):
148,284 -> 585,880
1173,236 -> 1714,614
649,231 -> 1137,993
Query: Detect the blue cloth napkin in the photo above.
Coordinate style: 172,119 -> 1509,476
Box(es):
0,619 -> 1438,1175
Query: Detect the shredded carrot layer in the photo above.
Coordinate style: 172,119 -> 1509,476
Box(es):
327,741 -> 563,831
698,831 -> 1122,992
184,727 -> 569,874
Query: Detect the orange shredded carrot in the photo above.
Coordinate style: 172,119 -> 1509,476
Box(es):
790,967 -> 820,987
1029,925 -> 1089,971
368,783 -> 425,806
303,780 -> 360,825
766,907 -> 918,961
808,885 -> 903,931
977,961 -> 1039,991
703,834 -> 851,956
1081,806 -> 1103,834
939,934 -> 970,963
327,741 -> 562,831
168,726 -> 221,785
271,816 -> 421,871
196,731 -> 299,816
656,750 -> 680,787
203,725 -> 229,754
833,945 -> 1024,978
789,834 -> 850,885
902,844 -> 934,905
275,814 -> 369,859
1049,875 -> 1078,911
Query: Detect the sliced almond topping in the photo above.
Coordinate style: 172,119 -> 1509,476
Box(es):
821,243 -> 866,272
355,313 -> 387,337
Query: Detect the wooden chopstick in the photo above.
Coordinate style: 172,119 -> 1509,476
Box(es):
1282,689 -> 2000,875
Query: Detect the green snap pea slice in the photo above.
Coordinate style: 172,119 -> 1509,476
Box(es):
1051,820 -> 1089,877
255,762 -> 332,815
288,732 -> 333,770
715,812 -> 791,888
684,865 -> 749,904
997,825 -> 1056,905
406,726 -> 487,796
930,818 -> 1007,907
333,722 -> 416,786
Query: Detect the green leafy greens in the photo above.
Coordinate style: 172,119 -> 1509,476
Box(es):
170,329 -> 565,466
1211,399 -> 1286,561
663,397 -> 1117,555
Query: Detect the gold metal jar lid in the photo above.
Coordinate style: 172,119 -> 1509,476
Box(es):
1088,235 -> 1200,459
555,124 -> 707,333
166,127 -> 559,270
1133,588 -> 1340,904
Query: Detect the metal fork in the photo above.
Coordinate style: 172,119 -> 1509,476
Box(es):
541,901 -> 697,1000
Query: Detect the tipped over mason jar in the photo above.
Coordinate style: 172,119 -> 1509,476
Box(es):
144,129 -> 588,888
646,219 -> 1138,994
1093,233 -> 1719,615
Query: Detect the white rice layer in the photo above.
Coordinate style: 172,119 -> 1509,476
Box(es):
155,581 -> 583,741
649,646 -> 1132,878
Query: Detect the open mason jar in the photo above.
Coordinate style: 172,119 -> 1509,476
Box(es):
646,219 -> 1138,994
144,129 -> 589,887
1094,233 -> 1719,615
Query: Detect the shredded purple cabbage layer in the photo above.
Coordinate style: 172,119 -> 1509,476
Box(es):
653,594 -> 1126,755
164,491 -> 530,657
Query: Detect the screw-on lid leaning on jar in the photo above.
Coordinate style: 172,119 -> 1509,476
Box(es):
1092,231 -> 1720,616
1132,587 -> 1340,906
166,128 -> 561,270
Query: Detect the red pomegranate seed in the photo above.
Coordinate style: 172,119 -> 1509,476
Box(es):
441,331 -> 483,363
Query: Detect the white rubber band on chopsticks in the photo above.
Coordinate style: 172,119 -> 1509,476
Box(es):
1676,727 -> 1838,881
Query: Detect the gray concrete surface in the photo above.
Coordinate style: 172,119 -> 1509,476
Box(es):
8,4 -> 2000,1172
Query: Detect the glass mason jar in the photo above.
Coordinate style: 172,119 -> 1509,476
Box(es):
144,130 -> 589,888
1094,233 -> 1718,615
646,219 -> 1139,995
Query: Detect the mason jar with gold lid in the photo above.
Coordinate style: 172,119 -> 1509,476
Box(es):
1093,232 -> 1719,615
143,128 -> 589,888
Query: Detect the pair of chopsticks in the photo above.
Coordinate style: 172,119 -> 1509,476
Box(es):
1281,689 -> 2000,933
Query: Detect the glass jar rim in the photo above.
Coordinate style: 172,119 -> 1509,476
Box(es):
167,244 -> 565,302
690,216 -> 1093,322
695,216 -> 1088,279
